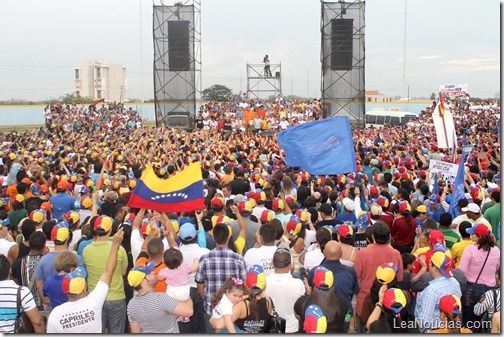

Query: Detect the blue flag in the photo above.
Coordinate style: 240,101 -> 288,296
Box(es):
277,117 -> 356,175
448,153 -> 468,219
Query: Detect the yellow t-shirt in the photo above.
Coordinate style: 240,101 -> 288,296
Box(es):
451,240 -> 475,267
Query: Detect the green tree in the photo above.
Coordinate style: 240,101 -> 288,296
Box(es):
61,93 -> 93,105
202,84 -> 233,102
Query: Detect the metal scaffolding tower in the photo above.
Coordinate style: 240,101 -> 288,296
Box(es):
246,63 -> 282,100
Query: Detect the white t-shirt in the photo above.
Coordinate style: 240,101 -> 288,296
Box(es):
264,273 -> 305,333
303,248 -> 324,271
47,280 -> 109,333
211,293 -> 233,319
68,229 -> 82,251
180,243 -> 210,288
244,245 -> 277,276
130,229 -> 144,263
0,238 -> 16,257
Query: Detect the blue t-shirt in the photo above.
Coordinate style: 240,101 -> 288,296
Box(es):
336,213 -> 357,227
34,251 -> 84,282
50,193 -> 75,221
77,239 -> 94,256
43,274 -> 68,310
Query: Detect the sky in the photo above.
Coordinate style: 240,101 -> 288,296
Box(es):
0,0 -> 500,101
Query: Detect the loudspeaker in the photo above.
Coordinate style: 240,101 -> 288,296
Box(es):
330,19 -> 353,71
168,21 -> 190,71
275,71 -> 281,78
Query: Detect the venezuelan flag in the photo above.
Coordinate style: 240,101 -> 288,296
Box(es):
127,162 -> 205,212
91,98 -> 105,105
438,92 -> 445,115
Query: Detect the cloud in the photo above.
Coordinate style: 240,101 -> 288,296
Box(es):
418,55 -> 442,59
444,65 -> 500,72
441,58 -> 499,66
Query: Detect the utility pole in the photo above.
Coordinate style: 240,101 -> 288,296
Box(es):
139,0 -> 145,114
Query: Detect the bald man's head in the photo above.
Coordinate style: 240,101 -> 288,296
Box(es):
324,240 -> 342,260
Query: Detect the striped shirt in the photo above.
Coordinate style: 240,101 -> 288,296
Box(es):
195,247 -> 247,314
474,289 -> 500,318
127,292 -> 180,333
18,255 -> 43,309
0,280 -> 36,333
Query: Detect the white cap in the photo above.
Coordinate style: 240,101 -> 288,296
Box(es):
342,197 -> 355,212
461,203 -> 480,214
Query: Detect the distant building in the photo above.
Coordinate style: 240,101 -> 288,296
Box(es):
365,90 -> 392,103
74,59 -> 127,102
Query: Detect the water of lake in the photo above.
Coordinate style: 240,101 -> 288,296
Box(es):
0,102 -> 430,126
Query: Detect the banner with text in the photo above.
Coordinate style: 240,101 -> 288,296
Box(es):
429,159 -> 459,185
439,84 -> 468,97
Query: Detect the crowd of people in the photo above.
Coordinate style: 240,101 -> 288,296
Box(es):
0,96 -> 500,333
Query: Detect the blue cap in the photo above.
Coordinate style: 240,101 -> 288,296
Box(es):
179,223 -> 197,240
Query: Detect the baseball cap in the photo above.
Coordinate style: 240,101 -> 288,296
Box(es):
431,251 -> 453,277
304,305 -> 327,333
383,288 -> 407,314
466,223 -> 491,236
370,204 -> 383,217
179,223 -> 197,240
337,224 -> 353,238
319,203 -> 333,216
398,200 -> 411,214
433,243 -> 449,253
416,205 -> 427,213
342,197 -> 355,211
436,295 -> 462,315
127,262 -> 155,287
376,262 -> 399,285
356,211 -> 369,230
93,215 -> 114,233
0,218 -> 10,230
272,198 -> 285,211
57,180 -> 68,191
295,210 -> 309,222
51,224 -> 70,243
30,184 -> 41,197
29,209 -> 46,224
140,219 -> 160,237
429,229 -> 445,247
40,185 -> 49,194
369,186 -> 379,198
237,200 -> 253,216
429,194 -> 440,205
312,266 -> 334,289
81,197 -> 93,209
286,215 -> 302,234
246,265 -> 266,292
210,197 -> 224,208
66,211 -> 80,224
260,210 -> 274,224
15,194 -> 25,203
62,267 -> 87,295
461,203 -> 480,214
377,195 -> 389,208
40,201 -> 53,211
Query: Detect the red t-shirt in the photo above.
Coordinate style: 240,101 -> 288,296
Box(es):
354,243 -> 404,316
411,249 -> 456,274
391,216 -> 416,246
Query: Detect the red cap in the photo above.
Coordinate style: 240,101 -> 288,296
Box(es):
429,229 -> 445,247
370,186 -> 379,197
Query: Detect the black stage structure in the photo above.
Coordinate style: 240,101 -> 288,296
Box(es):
320,0 -> 365,126
153,1 -> 201,127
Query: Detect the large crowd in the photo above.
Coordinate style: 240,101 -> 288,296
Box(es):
0,97 -> 500,333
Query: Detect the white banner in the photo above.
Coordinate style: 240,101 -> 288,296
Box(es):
429,159 -> 459,185
439,84 -> 468,97
432,103 -> 456,149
